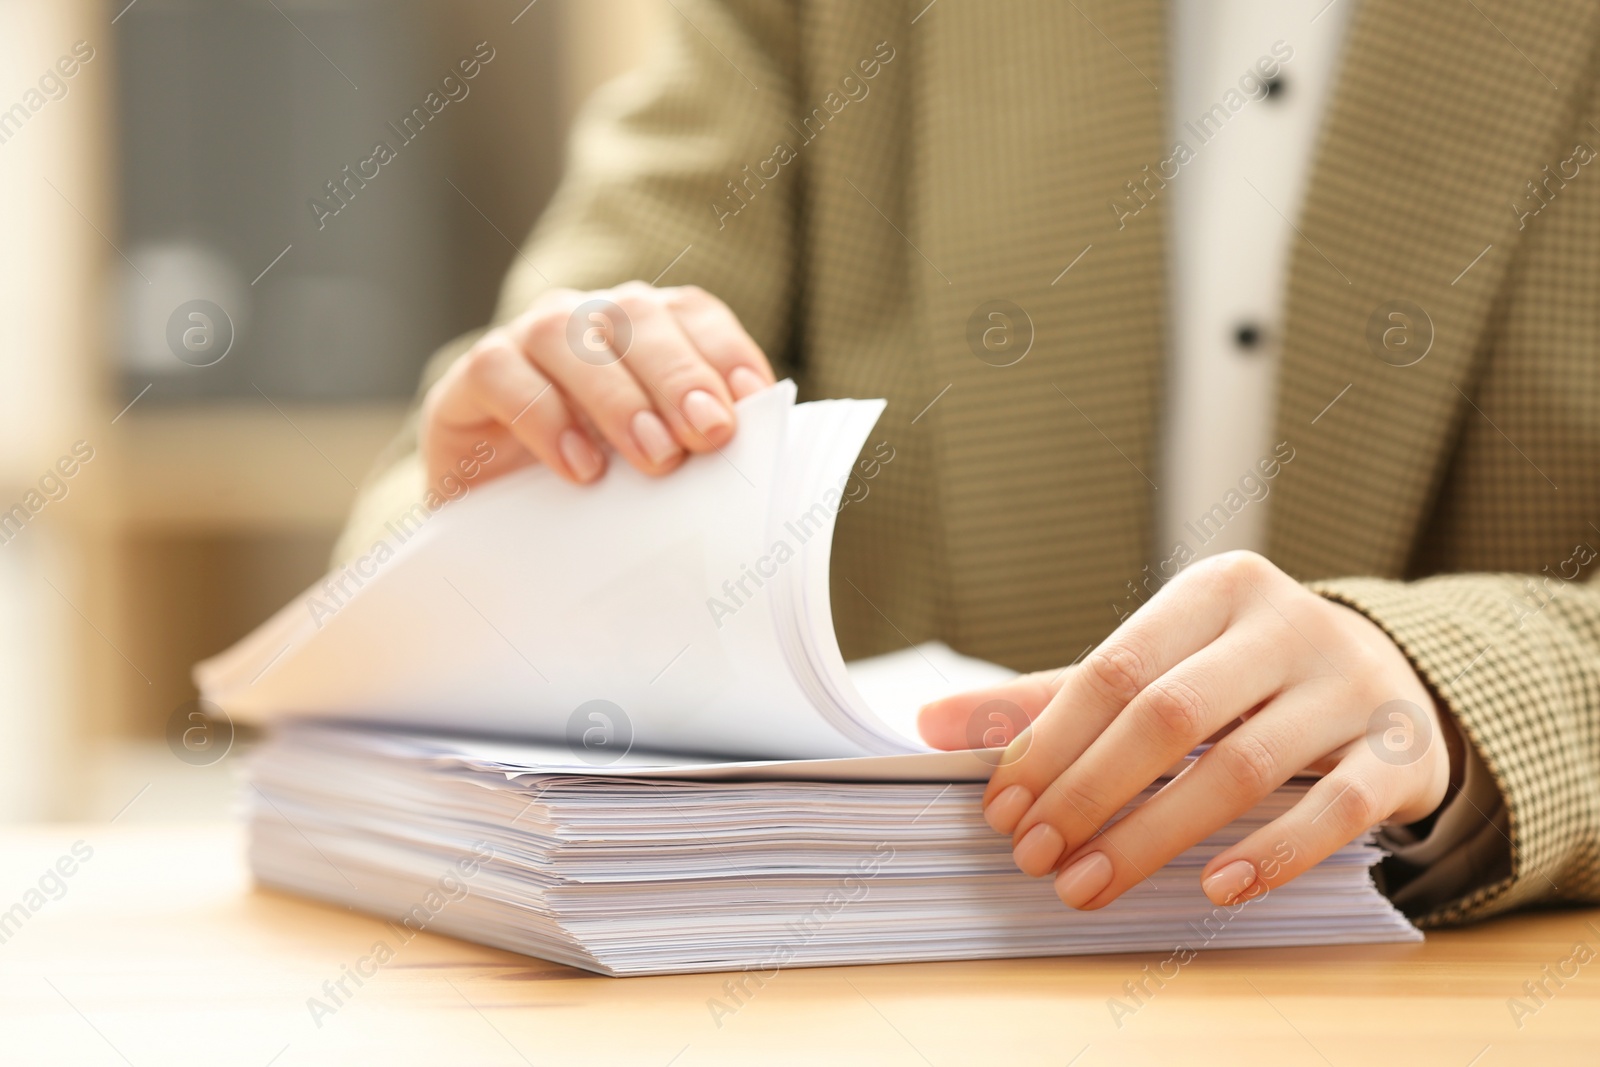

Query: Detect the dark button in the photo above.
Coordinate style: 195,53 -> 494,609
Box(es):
1234,322 -> 1263,350
1264,76 -> 1286,101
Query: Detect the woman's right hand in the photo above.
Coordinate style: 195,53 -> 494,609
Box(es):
420,281 -> 776,489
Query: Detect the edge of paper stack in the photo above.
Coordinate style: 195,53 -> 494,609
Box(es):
247,725 -> 1421,977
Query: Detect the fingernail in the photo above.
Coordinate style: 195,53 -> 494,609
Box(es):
983,784 -> 1033,834
631,410 -> 681,466
1201,859 -> 1257,905
728,366 -> 765,400
682,388 -> 733,439
1011,822 -> 1065,877
1055,852 -> 1113,909
558,429 -> 604,482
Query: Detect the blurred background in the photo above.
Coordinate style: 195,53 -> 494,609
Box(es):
0,0 -> 662,823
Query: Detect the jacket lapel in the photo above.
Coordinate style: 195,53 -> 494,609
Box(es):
911,0 -> 1170,663
1269,0 -> 1600,580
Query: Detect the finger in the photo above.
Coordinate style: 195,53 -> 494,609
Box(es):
510,295 -> 686,476
1197,752 -> 1398,906
1007,620 -> 1292,877
432,332 -> 605,485
609,283 -> 740,452
662,285 -> 776,399
982,554 -> 1267,821
916,669 -> 1069,751
424,421 -> 535,490
1043,681 -> 1349,909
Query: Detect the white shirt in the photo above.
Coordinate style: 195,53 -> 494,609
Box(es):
1158,0 -> 1353,566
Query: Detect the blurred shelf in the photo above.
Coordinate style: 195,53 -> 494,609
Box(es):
100,402 -> 408,531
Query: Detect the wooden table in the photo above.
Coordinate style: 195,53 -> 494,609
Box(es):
1,825 -> 1595,1066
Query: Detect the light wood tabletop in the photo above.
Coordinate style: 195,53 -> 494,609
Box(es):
0,824 -> 1595,1066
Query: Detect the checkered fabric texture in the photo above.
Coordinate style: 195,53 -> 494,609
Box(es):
337,0 -> 1600,927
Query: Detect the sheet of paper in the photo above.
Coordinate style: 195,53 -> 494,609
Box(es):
198,383 -> 899,760
843,642 -> 1020,745
295,725 -> 1000,782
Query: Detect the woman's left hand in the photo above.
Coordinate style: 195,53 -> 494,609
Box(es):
917,551 -> 1453,909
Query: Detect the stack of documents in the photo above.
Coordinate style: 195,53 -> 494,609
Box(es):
205,381 -> 1422,976
246,723 -> 1419,977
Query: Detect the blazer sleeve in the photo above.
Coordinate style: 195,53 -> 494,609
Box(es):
1311,571 -> 1600,926
334,0 -> 803,564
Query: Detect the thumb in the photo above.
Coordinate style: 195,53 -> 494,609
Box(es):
916,668 -> 1071,751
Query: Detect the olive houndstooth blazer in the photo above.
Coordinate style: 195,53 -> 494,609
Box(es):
339,0 -> 1600,926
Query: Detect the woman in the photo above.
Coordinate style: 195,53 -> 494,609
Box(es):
339,0 -> 1600,925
